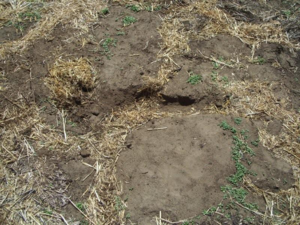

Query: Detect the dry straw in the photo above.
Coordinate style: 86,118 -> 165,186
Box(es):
0,0 -> 106,58
45,58 -> 95,106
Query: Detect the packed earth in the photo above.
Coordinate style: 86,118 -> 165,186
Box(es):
0,0 -> 300,225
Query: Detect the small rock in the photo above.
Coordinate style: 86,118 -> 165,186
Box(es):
80,149 -> 91,158
89,104 -> 101,116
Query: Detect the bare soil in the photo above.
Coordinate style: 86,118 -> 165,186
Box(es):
117,114 -> 294,224
161,35 -> 300,110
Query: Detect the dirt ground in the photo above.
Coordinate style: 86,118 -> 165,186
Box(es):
117,114 -> 294,224
0,0 -> 300,225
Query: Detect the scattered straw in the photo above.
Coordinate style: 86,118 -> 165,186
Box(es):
45,58 -> 95,106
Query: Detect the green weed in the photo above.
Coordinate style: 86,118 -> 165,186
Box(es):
126,4 -> 141,12
101,38 -> 117,59
123,16 -> 137,26
222,76 -> 229,84
221,185 -> 258,210
76,202 -> 85,211
211,71 -> 218,81
145,5 -> 162,12
252,56 -> 265,65
101,8 -> 109,15
19,11 -> 41,21
43,209 -> 52,215
234,118 -> 242,125
116,31 -> 125,36
213,61 -> 220,70
80,220 -> 89,225
243,216 -> 255,223
187,72 -> 202,85
251,139 -> 259,147
115,196 -> 125,211
202,206 -> 217,216
282,10 -> 291,18
240,129 -> 249,139
219,121 -> 237,134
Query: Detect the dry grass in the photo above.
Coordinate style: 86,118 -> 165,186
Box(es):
0,96 -> 176,224
158,0 -> 299,57
45,58 -> 95,106
0,0 -> 106,58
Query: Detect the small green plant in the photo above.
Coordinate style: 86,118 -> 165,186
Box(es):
115,196 -> 125,211
67,120 -> 76,127
240,129 -> 249,139
211,71 -> 218,81
212,61 -> 220,70
187,72 -> 202,85
251,139 -> 259,147
125,213 -> 131,219
80,220 -> 89,225
43,209 -> 52,215
19,11 -> 41,21
126,4 -> 141,12
154,5 -> 162,11
76,202 -> 85,211
221,185 -> 258,210
243,216 -> 255,223
116,31 -> 125,36
101,8 -> 109,15
219,121 -> 237,134
145,5 -> 162,12
252,56 -> 265,65
123,16 -> 137,26
5,20 -> 13,27
202,206 -> 217,216
101,38 -> 117,59
222,76 -> 229,84
234,118 -> 242,125
13,22 -> 25,32
282,10 -> 291,18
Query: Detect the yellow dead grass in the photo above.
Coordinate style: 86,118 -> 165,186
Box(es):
0,0 -> 106,59
45,58 -> 95,105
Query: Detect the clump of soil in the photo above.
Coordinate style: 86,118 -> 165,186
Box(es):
117,114 -> 294,224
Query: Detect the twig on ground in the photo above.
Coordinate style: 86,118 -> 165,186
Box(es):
68,198 -> 96,225
61,110 -> 67,142
198,50 -> 234,68
147,127 -> 167,131
59,214 -> 69,225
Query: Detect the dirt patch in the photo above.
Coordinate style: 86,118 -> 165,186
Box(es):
117,114 -> 294,224
0,5 -> 162,130
161,60 -> 226,107
218,0 -> 300,41
0,21 -> 36,43
161,35 -> 300,111
0,26 -> 23,43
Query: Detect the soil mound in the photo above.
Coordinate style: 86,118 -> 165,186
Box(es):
117,114 -> 294,224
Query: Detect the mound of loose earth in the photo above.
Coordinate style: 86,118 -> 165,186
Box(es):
0,5 -> 162,130
117,114 -> 294,224
161,35 -> 300,110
